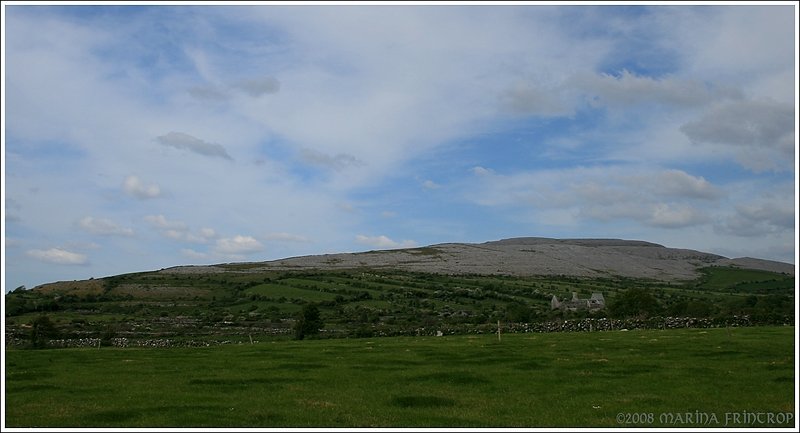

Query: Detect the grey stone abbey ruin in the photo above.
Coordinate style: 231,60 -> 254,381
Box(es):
550,292 -> 606,311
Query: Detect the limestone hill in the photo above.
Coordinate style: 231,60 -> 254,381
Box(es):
162,237 -> 795,282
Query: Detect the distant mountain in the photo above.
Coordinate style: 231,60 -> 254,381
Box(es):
16,236 -> 794,348
163,237 -> 795,282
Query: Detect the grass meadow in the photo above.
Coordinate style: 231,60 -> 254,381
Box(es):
4,326 -> 795,428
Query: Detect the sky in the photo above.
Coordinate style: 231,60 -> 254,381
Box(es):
2,2 -> 798,292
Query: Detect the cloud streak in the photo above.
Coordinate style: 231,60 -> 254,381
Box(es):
681,99 -> 795,172
145,215 -> 216,244
156,132 -> 233,160
299,148 -> 364,172
356,235 -> 417,249
144,214 -> 187,230
122,175 -> 162,200
573,69 -> 741,108
465,166 -> 723,230
233,76 -> 281,97
26,248 -> 88,265
78,217 -> 134,237
214,235 -> 264,256
265,232 -> 311,243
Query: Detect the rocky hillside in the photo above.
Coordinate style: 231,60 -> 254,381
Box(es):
163,237 -> 795,282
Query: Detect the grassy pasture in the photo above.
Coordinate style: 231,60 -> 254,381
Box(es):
245,283 -> 340,301
697,267 -> 795,294
4,326 -> 794,428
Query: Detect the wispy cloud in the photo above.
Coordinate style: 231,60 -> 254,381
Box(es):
300,148 -> 364,171
422,180 -> 441,190
163,229 -> 216,244
181,248 -> 210,261
645,170 -> 722,200
355,235 -> 417,249
465,166 -> 723,230
156,132 -> 233,160
572,69 -> 741,108
471,166 -> 494,176
26,248 -> 88,265
214,235 -> 264,256
501,81 -> 572,116
144,215 -> 187,230
187,75 -> 280,101
188,85 -> 229,101
717,196 -> 796,237
78,216 -> 134,237
233,76 -> 281,97
265,232 -> 311,243
145,215 -> 215,243
681,99 -> 795,172
647,203 -> 709,228
122,175 -> 162,200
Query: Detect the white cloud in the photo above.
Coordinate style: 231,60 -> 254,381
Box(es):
187,75 -> 280,101
181,248 -> 210,261
156,131 -> 233,160
163,230 -> 200,243
673,6 -> 795,86
337,203 -> 357,213
717,198 -> 796,237
166,229 -> 215,244
26,248 -> 88,265
500,80 -> 572,116
300,148 -> 364,171
422,180 -> 441,190
144,215 -> 187,230
5,238 -> 23,249
187,85 -> 229,101
469,166 -> 721,207
145,215 -> 216,244
214,235 -> 264,255
199,228 -> 217,239
647,203 -> 708,228
465,166 -> 721,230
471,166 -> 494,176
78,216 -> 134,237
573,69 -> 740,108
576,200 -> 709,229
355,235 -> 417,249
681,99 -> 795,172
648,170 -> 722,200
122,175 -> 162,200
265,232 -> 310,243
223,6 -> 609,189
233,76 -> 280,97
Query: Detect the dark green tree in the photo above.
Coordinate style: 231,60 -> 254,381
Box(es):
505,303 -> 532,323
609,288 -> 661,318
685,300 -> 714,318
294,303 -> 323,340
30,315 -> 60,348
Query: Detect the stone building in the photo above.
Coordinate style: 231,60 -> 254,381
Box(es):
551,292 -> 605,311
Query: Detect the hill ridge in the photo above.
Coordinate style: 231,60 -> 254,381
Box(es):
157,236 -> 794,281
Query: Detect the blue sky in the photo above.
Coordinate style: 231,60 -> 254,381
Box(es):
2,3 -> 797,292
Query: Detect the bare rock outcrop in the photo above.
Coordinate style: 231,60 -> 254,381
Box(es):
161,237 -> 795,281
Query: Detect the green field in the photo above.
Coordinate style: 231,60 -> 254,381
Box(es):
4,326 -> 795,428
6,267 -> 794,345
